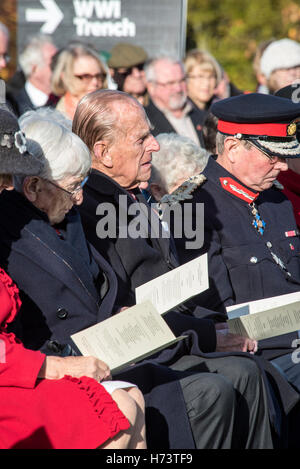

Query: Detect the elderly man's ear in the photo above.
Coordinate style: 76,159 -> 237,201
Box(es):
223,136 -> 242,163
93,141 -> 113,168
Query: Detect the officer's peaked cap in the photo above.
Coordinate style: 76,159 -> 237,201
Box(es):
211,93 -> 300,158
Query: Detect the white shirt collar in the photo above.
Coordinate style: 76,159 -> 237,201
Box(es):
25,81 -> 49,107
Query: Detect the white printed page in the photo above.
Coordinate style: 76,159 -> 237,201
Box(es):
227,291 -> 300,316
135,254 -> 209,315
228,300 -> 300,340
71,302 -> 185,373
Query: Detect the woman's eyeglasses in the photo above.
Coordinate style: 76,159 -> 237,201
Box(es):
46,171 -> 91,200
74,73 -> 106,83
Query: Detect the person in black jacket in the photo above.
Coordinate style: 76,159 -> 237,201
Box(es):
159,93 -> 300,400
144,57 -> 206,147
7,34 -> 57,117
72,89 -> 300,447
0,105 -> 282,449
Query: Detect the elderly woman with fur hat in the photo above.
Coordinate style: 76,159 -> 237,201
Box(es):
0,106 -> 146,449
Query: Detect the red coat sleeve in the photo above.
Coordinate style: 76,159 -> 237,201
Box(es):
0,268 -> 45,388
0,330 -> 46,388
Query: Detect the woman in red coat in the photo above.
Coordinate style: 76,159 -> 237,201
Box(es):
0,107 -> 146,450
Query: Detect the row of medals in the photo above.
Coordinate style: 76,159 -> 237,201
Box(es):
249,202 -> 290,274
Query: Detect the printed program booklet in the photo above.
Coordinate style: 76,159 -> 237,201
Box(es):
135,253 -> 209,315
226,291 -> 300,340
71,301 -> 187,374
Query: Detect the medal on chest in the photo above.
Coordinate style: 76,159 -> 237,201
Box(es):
249,202 -> 266,235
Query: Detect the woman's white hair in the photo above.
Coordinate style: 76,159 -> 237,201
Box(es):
14,108 -> 91,190
150,133 -> 209,194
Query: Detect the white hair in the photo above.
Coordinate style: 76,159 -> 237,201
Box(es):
14,108 -> 91,190
144,56 -> 184,82
19,34 -> 55,78
150,133 -> 209,194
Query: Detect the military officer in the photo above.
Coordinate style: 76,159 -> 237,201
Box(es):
164,93 -> 300,393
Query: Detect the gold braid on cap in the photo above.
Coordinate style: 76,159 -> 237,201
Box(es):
257,138 -> 300,156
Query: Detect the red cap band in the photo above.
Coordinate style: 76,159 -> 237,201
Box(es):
218,120 -> 289,137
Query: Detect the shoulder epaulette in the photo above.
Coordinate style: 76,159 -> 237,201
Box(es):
155,173 -> 207,218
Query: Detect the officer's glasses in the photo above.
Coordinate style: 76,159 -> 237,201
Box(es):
247,141 -> 286,163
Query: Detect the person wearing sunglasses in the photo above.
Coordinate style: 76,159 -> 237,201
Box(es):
51,43 -> 107,120
108,42 -> 148,105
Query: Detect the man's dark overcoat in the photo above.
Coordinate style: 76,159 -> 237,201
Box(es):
79,170 -> 224,322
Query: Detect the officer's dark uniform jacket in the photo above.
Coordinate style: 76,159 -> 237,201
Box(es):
172,156 -> 300,360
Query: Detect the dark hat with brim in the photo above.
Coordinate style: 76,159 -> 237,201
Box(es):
108,43 -> 148,69
211,93 -> 300,158
275,84 -> 300,142
0,108 -> 43,175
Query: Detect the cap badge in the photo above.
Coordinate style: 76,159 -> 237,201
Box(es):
287,122 -> 297,136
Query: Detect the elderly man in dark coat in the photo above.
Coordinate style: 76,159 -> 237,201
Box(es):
72,89 -> 300,447
144,57 -> 206,147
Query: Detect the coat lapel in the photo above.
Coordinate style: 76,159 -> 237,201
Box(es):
134,191 -> 179,267
88,170 -> 179,268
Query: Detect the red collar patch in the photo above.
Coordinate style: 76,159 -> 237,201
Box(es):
219,177 -> 259,203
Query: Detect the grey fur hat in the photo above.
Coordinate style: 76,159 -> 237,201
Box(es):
0,107 -> 43,175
